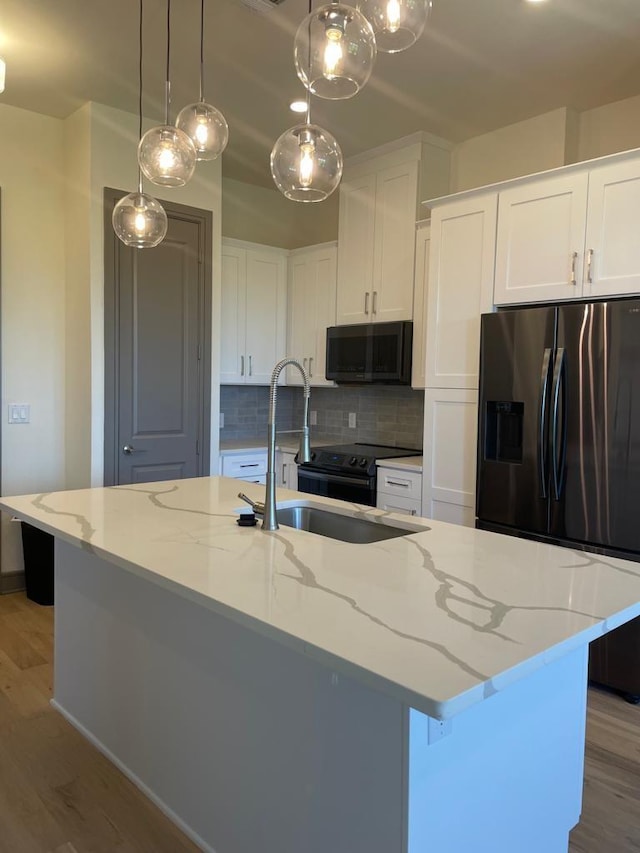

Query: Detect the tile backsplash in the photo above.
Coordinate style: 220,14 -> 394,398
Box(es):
220,384 -> 424,450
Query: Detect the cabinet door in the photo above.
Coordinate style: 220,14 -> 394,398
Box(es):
280,451 -> 298,490
336,173 -> 376,324
422,389 -> 477,527
426,194 -> 497,389
287,253 -> 314,384
411,223 -> 430,389
494,172 -> 588,305
220,245 -> 247,384
245,249 -> 287,384
371,160 -> 419,322
584,158 -> 640,298
310,247 -> 337,386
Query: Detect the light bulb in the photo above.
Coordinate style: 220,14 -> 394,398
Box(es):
112,191 -> 168,249
299,141 -> 315,188
138,125 -> 197,187
323,27 -> 344,79
271,123 -> 343,203
176,102 -> 229,161
294,3 -> 376,100
385,0 -> 401,32
357,0 -> 430,53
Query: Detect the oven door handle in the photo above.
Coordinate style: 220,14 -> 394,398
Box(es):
297,469 -> 373,488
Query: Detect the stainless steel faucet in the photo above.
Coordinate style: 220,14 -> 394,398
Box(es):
239,358 -> 311,531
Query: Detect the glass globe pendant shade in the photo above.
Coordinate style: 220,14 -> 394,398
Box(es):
176,102 -> 229,161
112,191 -> 168,248
270,123 -> 343,203
137,125 -> 197,187
357,0 -> 430,52
294,3 -> 377,100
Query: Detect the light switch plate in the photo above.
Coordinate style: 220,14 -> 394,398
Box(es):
348,412 -> 357,429
219,412 -> 225,428
310,410 -> 317,426
8,404 -> 30,424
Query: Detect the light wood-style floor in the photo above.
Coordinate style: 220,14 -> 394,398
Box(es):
0,591 -> 638,852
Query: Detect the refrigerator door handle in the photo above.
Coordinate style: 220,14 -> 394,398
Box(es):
551,347 -> 567,501
538,347 -> 552,499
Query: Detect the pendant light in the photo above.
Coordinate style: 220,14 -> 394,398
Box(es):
294,1 -> 377,100
357,0 -> 431,53
113,0 -> 168,249
138,0 -> 196,187
176,0 -> 228,161
271,1 -> 343,202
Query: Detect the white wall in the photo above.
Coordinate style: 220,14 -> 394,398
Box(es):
222,177 -> 338,249
578,94 -> 640,162
0,103 -> 67,576
451,108 -> 578,193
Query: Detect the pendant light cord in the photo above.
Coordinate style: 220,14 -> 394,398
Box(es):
306,0 -> 312,125
138,0 -> 144,193
165,0 -> 171,125
199,0 -> 205,103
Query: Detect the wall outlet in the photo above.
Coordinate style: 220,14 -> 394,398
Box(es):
219,412 -> 225,428
348,412 -> 357,429
310,410 -> 317,426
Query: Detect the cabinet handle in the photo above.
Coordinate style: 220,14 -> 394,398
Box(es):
364,292 -> 370,315
372,291 -> 378,314
249,355 -> 253,376
586,248 -> 594,284
240,463 -> 259,468
282,463 -> 286,483
387,479 -> 409,488
309,357 -> 313,377
303,357 -> 308,372
569,251 -> 578,286
240,355 -> 245,376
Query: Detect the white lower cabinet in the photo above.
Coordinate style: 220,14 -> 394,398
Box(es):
221,451 -> 267,484
279,451 -> 298,490
422,389 -> 478,527
376,467 -> 422,516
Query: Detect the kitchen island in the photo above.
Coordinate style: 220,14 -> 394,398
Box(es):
3,476 -> 640,853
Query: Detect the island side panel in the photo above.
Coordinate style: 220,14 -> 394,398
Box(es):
53,539 -> 406,853
408,645 -> 588,853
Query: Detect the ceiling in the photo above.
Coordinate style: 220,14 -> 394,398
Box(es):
1,0 -> 640,186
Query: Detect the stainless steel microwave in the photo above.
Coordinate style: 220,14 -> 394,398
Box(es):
325,321 -> 413,384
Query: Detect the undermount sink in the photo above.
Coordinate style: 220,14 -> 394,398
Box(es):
275,505 -> 428,544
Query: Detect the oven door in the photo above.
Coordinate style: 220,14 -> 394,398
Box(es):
296,469 -> 376,506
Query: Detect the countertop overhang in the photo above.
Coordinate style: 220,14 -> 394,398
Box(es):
3,476 -> 640,720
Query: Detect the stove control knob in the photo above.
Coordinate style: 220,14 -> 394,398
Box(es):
349,456 -> 358,466
358,458 -> 368,468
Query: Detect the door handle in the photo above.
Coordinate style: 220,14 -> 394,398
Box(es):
372,291 -> 378,315
123,444 -> 144,455
551,347 -> 567,501
569,251 -> 578,286
249,355 -> 253,376
309,357 -> 313,378
240,355 -> 245,377
586,248 -> 594,284
364,292 -> 370,315
538,348 -> 552,499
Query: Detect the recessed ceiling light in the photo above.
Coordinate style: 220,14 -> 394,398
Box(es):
289,100 -> 307,113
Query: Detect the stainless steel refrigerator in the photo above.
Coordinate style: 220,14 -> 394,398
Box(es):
477,300 -> 640,697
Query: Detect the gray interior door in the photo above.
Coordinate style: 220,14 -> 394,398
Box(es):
105,191 -> 211,485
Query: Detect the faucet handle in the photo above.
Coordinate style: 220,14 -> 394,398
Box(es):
238,492 -> 265,516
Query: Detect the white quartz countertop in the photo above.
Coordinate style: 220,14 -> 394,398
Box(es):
4,477 -> 640,720
376,456 -> 423,473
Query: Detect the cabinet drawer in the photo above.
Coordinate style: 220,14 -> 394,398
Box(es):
376,493 -> 422,517
222,453 -> 267,478
376,468 -> 422,500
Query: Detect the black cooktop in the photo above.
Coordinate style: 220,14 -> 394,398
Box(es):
299,443 -> 422,477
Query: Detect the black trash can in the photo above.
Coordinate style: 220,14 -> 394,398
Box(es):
21,522 -> 54,605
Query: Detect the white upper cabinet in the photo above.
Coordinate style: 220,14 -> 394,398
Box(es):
493,151 -> 640,305
220,238 -> 287,385
336,133 -> 451,326
494,171 -> 589,306
287,242 -> 337,386
411,222 -> 430,389
425,193 -> 497,389
583,158 -> 640,299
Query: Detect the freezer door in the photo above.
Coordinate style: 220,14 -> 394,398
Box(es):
552,300 -> 640,552
476,307 -> 556,533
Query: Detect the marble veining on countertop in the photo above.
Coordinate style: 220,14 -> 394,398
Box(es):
3,477 -> 640,720
376,456 -> 423,473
